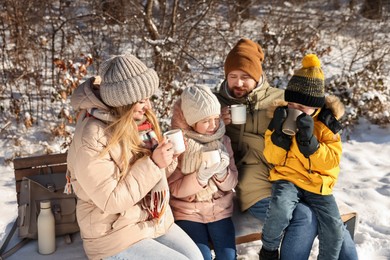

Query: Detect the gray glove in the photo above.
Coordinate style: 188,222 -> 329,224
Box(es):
197,162 -> 219,186
214,151 -> 230,180
197,151 -> 230,185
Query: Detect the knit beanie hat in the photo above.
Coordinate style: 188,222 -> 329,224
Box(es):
285,54 -> 325,108
224,38 -> 264,82
99,53 -> 159,107
181,85 -> 221,126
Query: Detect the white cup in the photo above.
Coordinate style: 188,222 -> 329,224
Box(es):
201,150 -> 221,168
282,108 -> 303,136
230,104 -> 247,124
163,129 -> 186,154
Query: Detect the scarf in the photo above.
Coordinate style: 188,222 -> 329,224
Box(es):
138,119 -> 169,223
181,121 -> 227,201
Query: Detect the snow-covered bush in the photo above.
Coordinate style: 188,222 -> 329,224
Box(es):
0,0 -> 389,155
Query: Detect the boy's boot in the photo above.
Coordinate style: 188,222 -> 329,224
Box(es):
259,247 -> 278,260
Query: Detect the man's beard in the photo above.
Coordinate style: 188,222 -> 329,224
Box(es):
231,87 -> 249,98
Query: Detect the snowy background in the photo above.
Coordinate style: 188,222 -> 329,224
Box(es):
1,1 -> 390,259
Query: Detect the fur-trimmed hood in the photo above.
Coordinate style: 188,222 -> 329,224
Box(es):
266,95 -> 345,120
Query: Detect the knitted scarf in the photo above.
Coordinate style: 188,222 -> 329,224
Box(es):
181,121 -> 227,201
138,119 -> 169,223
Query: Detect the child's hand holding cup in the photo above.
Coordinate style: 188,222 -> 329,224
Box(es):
282,108 -> 303,136
201,150 -> 221,169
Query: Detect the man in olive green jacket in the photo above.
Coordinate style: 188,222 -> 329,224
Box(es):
215,38 -> 284,212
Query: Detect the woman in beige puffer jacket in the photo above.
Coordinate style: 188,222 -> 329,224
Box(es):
67,54 -> 202,260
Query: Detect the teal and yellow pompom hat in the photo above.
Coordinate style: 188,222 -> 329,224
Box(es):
284,54 -> 325,108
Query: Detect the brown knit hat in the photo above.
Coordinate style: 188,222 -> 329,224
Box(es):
285,54 -> 325,108
224,38 -> 264,82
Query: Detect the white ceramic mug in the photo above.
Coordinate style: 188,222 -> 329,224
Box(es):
282,108 -> 303,136
230,104 -> 247,124
163,129 -> 186,154
201,150 -> 221,168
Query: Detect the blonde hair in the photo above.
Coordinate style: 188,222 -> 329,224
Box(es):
101,103 -> 162,179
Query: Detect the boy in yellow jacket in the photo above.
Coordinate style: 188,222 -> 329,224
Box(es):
261,54 -> 345,260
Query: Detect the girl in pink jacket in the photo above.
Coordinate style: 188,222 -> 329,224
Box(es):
168,85 -> 239,260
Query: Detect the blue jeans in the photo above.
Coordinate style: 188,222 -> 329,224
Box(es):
248,181 -> 358,260
104,223 -> 203,260
176,217 -> 236,260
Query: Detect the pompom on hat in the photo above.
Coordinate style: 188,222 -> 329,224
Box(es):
99,53 -> 159,107
285,54 -> 325,108
181,85 -> 221,126
224,38 -> 264,82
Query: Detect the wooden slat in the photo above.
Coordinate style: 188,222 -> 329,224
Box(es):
13,153 -> 67,170
341,212 -> 356,223
236,233 -> 262,245
14,165 -> 67,181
